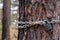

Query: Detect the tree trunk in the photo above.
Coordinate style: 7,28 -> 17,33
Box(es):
2,0 -> 11,40
18,0 -> 60,40
18,0 -> 25,40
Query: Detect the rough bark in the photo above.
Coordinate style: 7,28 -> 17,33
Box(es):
53,1 -> 60,40
18,0 -> 25,40
18,0 -> 60,40
2,0 -> 11,40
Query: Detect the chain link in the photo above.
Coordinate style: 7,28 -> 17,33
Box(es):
14,19 -> 60,28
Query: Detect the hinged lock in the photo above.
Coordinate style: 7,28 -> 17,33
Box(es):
44,21 -> 53,31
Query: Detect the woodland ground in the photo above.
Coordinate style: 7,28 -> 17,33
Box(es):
0,25 -> 18,40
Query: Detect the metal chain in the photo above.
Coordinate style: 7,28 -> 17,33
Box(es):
15,19 -> 60,28
15,0 -> 58,28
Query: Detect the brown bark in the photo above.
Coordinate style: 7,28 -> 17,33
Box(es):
2,0 -> 11,40
18,0 -> 25,40
18,0 -> 60,40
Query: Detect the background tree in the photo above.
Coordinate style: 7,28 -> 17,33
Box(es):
2,0 -> 11,40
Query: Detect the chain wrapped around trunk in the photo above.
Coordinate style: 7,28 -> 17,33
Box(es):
15,19 -> 60,28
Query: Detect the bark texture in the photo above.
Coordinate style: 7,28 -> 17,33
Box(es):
18,0 -> 25,40
18,0 -> 60,40
2,0 -> 11,40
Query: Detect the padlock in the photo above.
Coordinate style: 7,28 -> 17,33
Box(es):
44,21 -> 53,31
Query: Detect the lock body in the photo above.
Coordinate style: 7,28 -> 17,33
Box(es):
44,23 -> 53,31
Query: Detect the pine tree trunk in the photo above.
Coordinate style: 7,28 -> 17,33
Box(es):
18,0 -> 25,40
2,0 -> 11,40
18,0 -> 60,40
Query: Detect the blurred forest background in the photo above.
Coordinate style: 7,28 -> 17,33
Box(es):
0,0 -> 18,40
